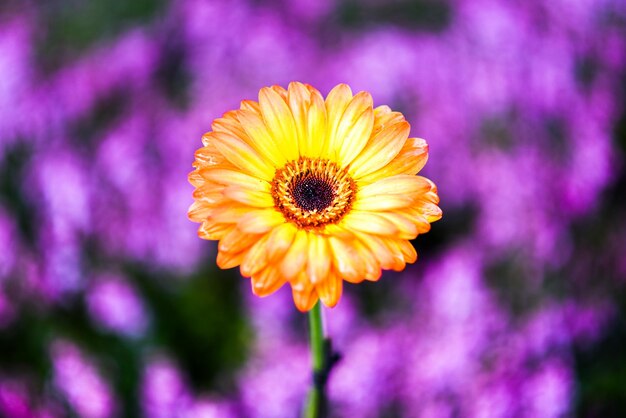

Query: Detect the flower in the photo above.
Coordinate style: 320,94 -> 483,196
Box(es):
188,82 -> 441,311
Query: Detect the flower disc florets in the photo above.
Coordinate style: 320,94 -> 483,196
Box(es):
271,157 -> 356,230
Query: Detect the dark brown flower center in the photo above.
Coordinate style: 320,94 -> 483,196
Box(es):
271,157 -> 357,230
292,176 -> 335,212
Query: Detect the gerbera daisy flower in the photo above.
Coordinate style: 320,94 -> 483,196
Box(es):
188,82 -> 441,312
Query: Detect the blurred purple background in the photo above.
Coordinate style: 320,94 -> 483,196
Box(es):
1,0 -> 626,417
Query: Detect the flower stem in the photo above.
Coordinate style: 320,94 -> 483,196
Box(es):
304,302 -> 326,418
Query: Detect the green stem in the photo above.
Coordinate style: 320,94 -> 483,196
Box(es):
304,302 -> 325,418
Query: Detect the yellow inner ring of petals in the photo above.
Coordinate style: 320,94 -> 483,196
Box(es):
271,157 -> 357,230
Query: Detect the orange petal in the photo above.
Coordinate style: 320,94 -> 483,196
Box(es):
188,201 -> 213,222
266,222 -> 297,262
211,113 -> 249,140
218,228 -> 261,253
223,187 -> 273,208
372,106 -> 405,135
209,205 -> 253,224
194,142 -> 230,168
251,267 -> 288,297
397,239 -> 418,264
360,138 -> 429,183
317,270 -> 343,308
328,236 -> 366,283
350,121 -> 410,179
211,131 -> 275,180
216,249 -> 246,269
237,209 -> 285,234
291,272 -> 318,312
240,233 -> 271,277
356,233 -> 399,271
198,221 -> 232,240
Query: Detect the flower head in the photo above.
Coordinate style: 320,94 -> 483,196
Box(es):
189,82 -> 441,311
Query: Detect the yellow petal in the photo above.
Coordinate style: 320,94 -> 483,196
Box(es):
353,194 -> 413,211
358,174 -> 432,198
305,89 -> 328,157
287,82 -> 311,154
350,121 -> 410,179
210,131 -> 275,180
266,222 -> 297,262
307,234 -> 331,284
360,138 -> 429,183
236,109 -> 287,167
321,223 -> 355,240
202,168 -> 268,190
271,84 -> 288,100
280,230 -> 308,280
333,92 -> 374,166
414,199 -> 443,223
341,211 -> 399,236
324,84 -> 353,159
259,87 -> 299,160
377,212 -> 418,240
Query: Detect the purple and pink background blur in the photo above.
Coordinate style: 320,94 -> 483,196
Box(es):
1,0 -> 626,417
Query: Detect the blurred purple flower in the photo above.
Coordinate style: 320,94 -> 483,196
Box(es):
86,274 -> 149,338
522,360 -> 573,418
0,376 -> 62,418
0,207 -> 18,282
51,340 -> 116,418
239,344 -> 309,418
0,289 -> 15,329
329,330 -> 401,418
181,398 -> 237,418
0,378 -> 30,418
0,19 -> 34,154
141,356 -> 192,418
